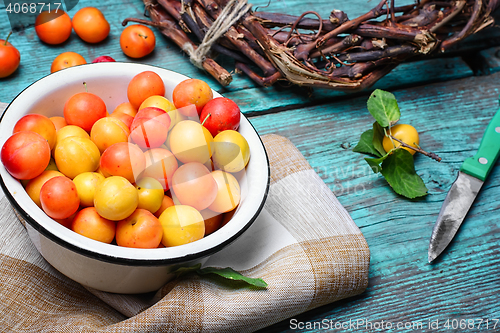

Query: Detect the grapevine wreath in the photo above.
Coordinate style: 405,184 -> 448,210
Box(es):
123,0 -> 500,89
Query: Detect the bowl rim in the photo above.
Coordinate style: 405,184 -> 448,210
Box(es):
0,62 -> 270,266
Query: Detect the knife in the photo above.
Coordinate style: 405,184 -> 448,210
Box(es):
428,107 -> 500,263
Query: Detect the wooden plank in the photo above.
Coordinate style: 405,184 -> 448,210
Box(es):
0,0 -> 489,111
0,0 -> 499,330
0,0 -> 230,103
249,71 -> 500,332
478,46 -> 500,74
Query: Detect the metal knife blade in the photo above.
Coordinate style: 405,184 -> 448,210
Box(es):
428,107 -> 500,263
428,172 -> 483,262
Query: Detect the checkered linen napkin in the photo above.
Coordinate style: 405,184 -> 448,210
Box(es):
0,103 -> 369,332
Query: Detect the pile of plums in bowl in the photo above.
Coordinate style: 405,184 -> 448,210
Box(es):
0,63 -> 269,294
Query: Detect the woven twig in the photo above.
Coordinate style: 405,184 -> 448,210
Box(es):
129,0 -> 500,89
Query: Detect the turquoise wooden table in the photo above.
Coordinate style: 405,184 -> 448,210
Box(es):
1,0 -> 500,331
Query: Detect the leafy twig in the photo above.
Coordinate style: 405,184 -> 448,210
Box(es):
353,89 -> 435,199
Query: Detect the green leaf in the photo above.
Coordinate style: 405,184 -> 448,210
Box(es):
197,267 -> 268,288
172,263 -> 202,278
353,129 -> 382,157
365,153 -> 389,173
372,122 -> 387,157
367,89 -> 401,128
380,149 -> 428,199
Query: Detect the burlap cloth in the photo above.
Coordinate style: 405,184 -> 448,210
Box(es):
0,103 -> 369,332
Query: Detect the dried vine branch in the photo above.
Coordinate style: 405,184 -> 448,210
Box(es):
125,0 -> 500,89
389,135 -> 442,161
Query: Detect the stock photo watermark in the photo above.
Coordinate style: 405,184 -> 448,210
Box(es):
4,0 -> 79,31
265,163 -> 378,200
289,317 -> 500,331
314,164 -> 378,197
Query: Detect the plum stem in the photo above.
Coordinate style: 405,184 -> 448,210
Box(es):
389,135 -> 442,162
4,31 -> 12,45
201,113 -> 211,126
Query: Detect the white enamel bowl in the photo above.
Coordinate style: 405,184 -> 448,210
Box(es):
0,63 -> 269,294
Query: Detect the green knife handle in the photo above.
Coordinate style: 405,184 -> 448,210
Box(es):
460,108 -> 500,181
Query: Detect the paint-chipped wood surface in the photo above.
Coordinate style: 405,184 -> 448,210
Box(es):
253,72 -> 500,332
1,0 -> 500,332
